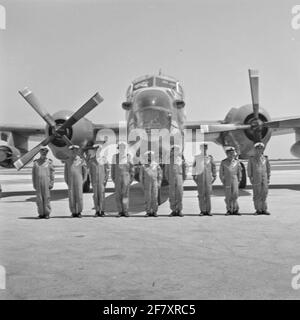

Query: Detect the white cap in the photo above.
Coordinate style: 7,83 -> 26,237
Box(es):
254,142 -> 265,148
144,150 -> 155,155
225,146 -> 235,152
69,145 -> 80,150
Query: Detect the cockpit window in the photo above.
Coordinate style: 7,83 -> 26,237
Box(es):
177,84 -> 184,97
155,77 -> 177,90
126,84 -> 133,99
133,77 -> 154,91
135,90 -> 171,110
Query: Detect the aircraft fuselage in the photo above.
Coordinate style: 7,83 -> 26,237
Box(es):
124,74 -> 186,163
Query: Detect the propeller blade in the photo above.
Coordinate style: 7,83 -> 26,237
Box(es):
19,88 -> 56,128
59,93 -> 103,131
13,136 -> 53,170
61,135 -> 73,147
248,69 -> 259,120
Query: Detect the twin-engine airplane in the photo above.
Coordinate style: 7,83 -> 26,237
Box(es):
1,69 -> 300,189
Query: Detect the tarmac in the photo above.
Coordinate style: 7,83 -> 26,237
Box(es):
1,160 -> 300,300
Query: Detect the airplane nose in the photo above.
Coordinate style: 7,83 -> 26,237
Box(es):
134,89 -> 172,130
135,89 -> 172,110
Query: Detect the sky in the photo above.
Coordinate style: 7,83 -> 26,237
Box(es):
1,0 -> 300,161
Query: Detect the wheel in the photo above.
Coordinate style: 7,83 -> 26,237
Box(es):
239,161 -> 247,189
83,174 -> 90,193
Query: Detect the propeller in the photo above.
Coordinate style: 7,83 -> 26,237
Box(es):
248,69 -> 262,142
18,88 -> 56,129
14,90 -> 103,170
14,136 -> 54,170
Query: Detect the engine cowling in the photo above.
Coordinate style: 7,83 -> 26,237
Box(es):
46,110 -> 94,161
0,145 -> 21,168
290,141 -> 300,158
220,104 -> 272,159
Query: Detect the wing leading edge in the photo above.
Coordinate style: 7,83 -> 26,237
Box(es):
0,123 -> 45,136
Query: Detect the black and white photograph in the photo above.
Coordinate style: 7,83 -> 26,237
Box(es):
1,0 -> 300,304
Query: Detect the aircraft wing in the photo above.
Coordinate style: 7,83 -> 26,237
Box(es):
184,121 -> 250,133
0,123 -> 45,136
184,116 -> 300,140
184,121 -> 251,141
263,116 -> 300,136
0,122 -> 120,144
93,121 -> 252,143
93,123 -> 120,132
266,117 -> 300,132
93,123 -> 120,142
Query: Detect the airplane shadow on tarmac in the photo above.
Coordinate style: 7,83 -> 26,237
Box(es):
87,183 -> 171,213
3,183 -> 300,218
19,183 -> 170,213
2,183 -> 300,203
16,183 -> 170,218
18,185 -> 252,213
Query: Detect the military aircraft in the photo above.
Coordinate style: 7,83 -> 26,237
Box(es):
1,69 -> 300,189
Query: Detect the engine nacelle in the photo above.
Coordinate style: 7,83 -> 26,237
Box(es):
220,104 -> 272,159
291,141 -> 300,158
0,145 -> 21,168
46,110 -> 94,161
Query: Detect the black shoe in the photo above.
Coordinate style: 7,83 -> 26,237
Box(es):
262,211 -> 270,215
206,212 -> 213,216
100,211 -> 105,217
152,212 -> 158,217
177,211 -> 184,217
72,213 -> 81,218
199,212 -> 205,216
95,211 -> 101,217
169,211 -> 176,217
123,212 -> 130,217
225,211 -> 232,216
145,212 -> 151,217
44,215 -> 50,219
233,211 -> 241,216
117,212 -> 123,217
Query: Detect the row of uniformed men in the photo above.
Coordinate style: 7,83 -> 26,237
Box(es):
31,141 -> 270,218
192,142 -> 270,216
